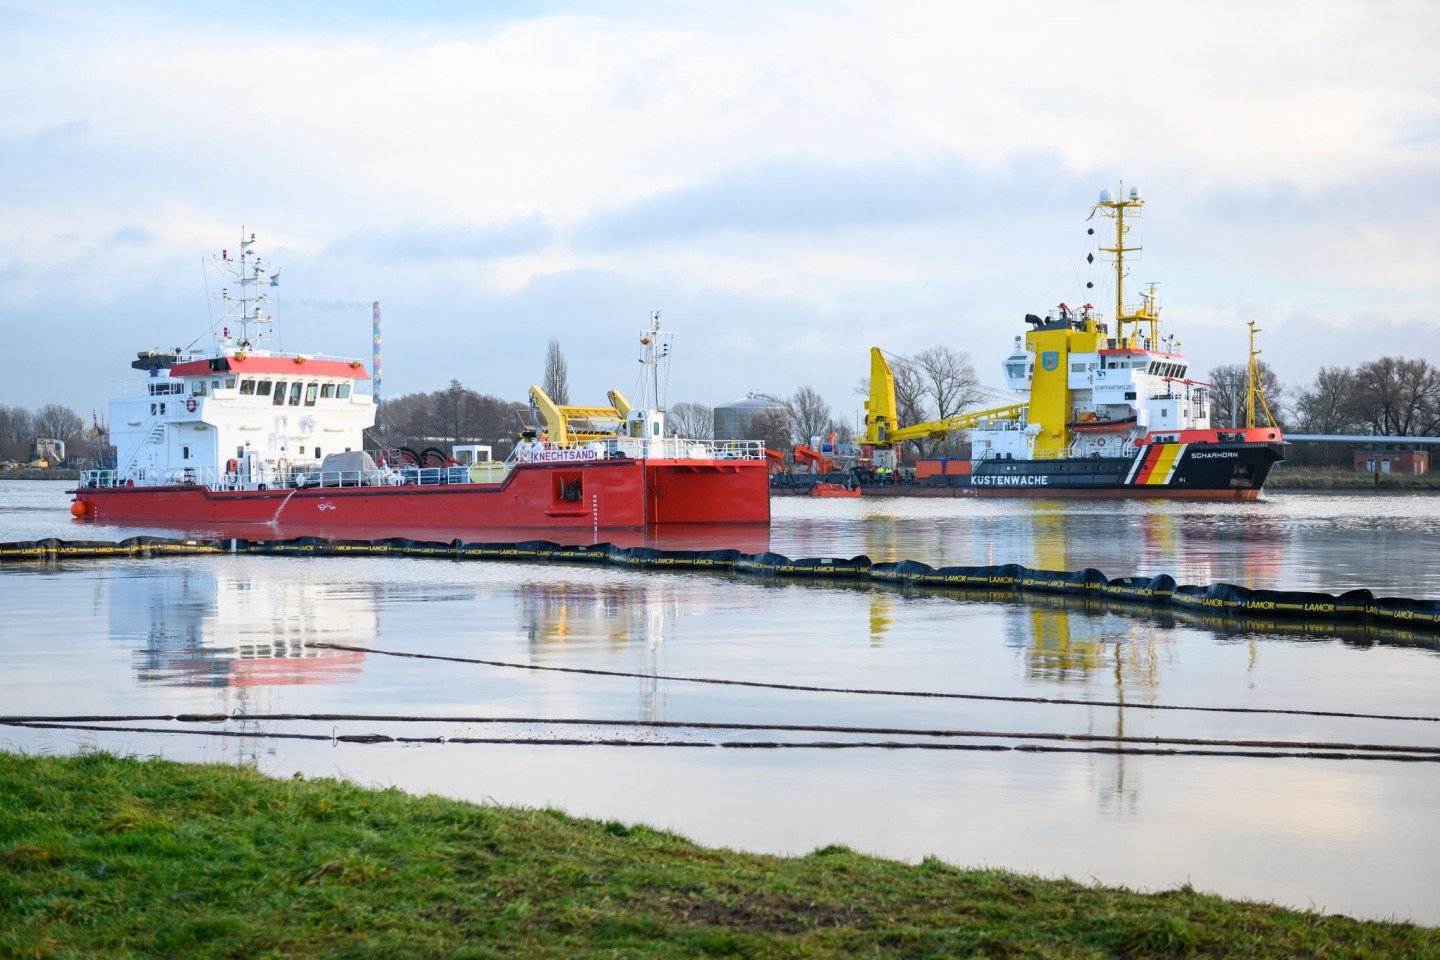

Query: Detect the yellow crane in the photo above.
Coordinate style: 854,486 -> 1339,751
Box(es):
862,348 -> 1025,470
526,386 -> 633,445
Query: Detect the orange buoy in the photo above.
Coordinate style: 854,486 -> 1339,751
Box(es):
70,500 -> 88,517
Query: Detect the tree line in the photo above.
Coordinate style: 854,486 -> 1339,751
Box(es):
0,404 -> 96,466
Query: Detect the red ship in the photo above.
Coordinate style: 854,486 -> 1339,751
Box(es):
70,233 -> 770,533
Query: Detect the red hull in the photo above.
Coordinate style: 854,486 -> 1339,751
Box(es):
73,459 -> 771,532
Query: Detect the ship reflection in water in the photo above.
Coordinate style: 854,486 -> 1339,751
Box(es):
110,566 -> 372,687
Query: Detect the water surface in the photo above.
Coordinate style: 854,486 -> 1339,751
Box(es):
2,479 -> 1438,925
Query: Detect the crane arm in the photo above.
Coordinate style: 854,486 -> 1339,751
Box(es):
862,347 -> 900,444
863,346 -> 1026,446
528,385 -> 626,445
883,403 -> 1029,443
606,389 -> 631,419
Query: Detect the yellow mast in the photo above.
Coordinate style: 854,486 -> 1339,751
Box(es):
1096,186 -> 1159,346
1245,319 -> 1278,429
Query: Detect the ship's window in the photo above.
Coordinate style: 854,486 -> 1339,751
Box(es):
150,403 -> 157,415
212,380 -> 221,393
1005,363 -> 1025,379
273,380 -> 287,405
182,446 -> 190,459
239,379 -> 256,395
320,383 -> 335,399
338,384 -> 351,399
315,447 -> 321,459
304,383 -> 318,406
288,382 -> 302,406
160,403 -> 166,415
1071,362 -> 1086,372
225,377 -> 236,389
256,379 -> 273,396
192,381 -> 207,396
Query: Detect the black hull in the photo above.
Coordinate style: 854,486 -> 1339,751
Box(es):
774,442 -> 1289,499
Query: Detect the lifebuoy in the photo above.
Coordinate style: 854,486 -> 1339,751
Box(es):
1097,438 -> 1106,447
185,397 -> 197,412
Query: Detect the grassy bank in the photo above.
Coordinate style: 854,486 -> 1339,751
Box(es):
1265,466 -> 1439,492
2,752 -> 1435,958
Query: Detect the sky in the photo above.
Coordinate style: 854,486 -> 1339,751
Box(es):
2,0 -> 1439,430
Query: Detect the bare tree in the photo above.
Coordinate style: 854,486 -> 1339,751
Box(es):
1288,365 -> 1362,466
750,409 -> 794,463
857,347 -> 984,458
0,405 -> 34,461
378,384 -> 526,460
915,345 -> 984,419
1293,366 -> 1362,434
31,403 -> 86,458
790,385 -> 832,447
543,338 -> 570,404
1207,361 -> 1285,429
912,346 -> 983,457
1348,357 -> 1440,437
667,401 -> 714,439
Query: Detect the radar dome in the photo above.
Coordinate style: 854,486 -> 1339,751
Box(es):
1128,186 -> 1142,201
1099,188 -> 1113,202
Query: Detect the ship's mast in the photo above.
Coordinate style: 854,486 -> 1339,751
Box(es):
210,231 -> 276,353
1245,319 -> 1278,429
636,310 -> 671,410
1095,186 -> 1159,345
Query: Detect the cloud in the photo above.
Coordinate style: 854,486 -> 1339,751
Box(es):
0,0 -> 1438,422
572,154 -> 1098,247
326,218 -> 553,261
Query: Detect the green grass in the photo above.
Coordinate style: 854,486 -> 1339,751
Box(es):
1266,465 -> 1439,491
2,751 -> 1436,959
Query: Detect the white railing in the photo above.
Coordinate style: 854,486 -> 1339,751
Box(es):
76,436 -> 768,492
511,437 -> 766,463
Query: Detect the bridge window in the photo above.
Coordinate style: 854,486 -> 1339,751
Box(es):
337,384 -> 351,399
192,381 -> 207,397
320,383 -> 335,399
273,380 -> 287,405
288,382 -> 302,406
239,379 -> 256,395
304,383 -> 318,406
256,379 -> 273,396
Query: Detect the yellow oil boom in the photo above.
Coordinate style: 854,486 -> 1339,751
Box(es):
863,348 -> 1025,447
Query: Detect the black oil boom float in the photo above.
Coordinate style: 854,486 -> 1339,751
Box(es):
3,536 -> 1439,635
